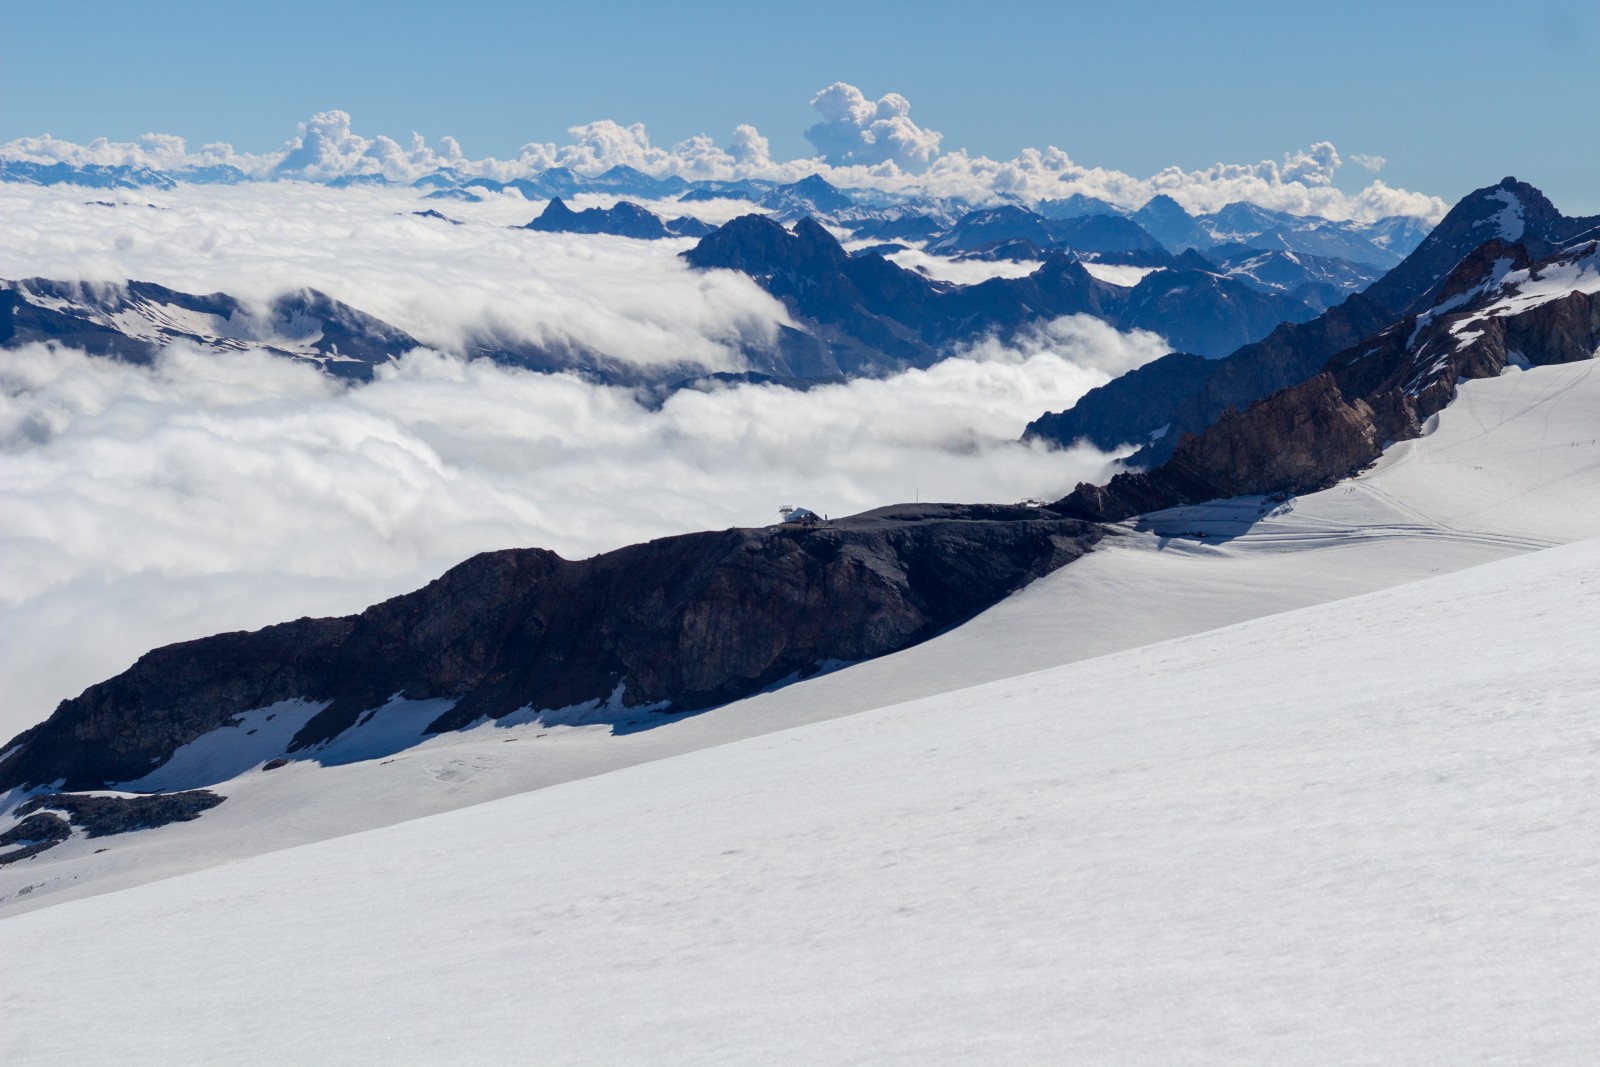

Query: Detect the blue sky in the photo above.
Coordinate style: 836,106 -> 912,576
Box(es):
3,0 -> 1595,212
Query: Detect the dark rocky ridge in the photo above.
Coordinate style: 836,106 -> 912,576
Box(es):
1056,374 -> 1383,521
0,504 -> 1103,795
1027,178 -> 1600,462
1055,238 -> 1600,522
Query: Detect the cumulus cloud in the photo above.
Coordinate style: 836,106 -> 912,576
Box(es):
1351,153 -> 1387,173
0,87 -> 1447,223
803,82 -> 944,169
0,336 -> 1139,736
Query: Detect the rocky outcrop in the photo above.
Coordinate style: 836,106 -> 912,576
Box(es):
1055,237 -> 1600,522
1027,178 -> 1595,461
0,791 -> 225,864
1363,178 -> 1599,317
0,505 -> 1103,794
1327,239 -> 1600,424
0,813 -> 72,866
1055,375 -> 1388,522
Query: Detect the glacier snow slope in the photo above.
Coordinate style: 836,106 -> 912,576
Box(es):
2,359 -> 1598,916
3,521 -> 1599,1064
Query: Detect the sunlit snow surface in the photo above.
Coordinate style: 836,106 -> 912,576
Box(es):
4,520 -> 1599,1063
3,362 -> 1600,1062
4,360 -> 1600,913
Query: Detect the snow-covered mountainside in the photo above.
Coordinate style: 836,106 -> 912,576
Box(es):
4,358 -> 1597,918
4,515 -> 1597,1063
0,277 -> 419,376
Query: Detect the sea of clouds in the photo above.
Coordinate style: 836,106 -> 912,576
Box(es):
0,144 -> 1247,740
2,82 -> 1448,224
0,182 -> 791,371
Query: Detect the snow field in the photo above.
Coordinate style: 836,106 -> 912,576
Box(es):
3,534 -> 1599,1064
5,359 -> 1600,915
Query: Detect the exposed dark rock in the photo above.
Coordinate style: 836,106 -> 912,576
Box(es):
0,812 -> 72,866
410,209 -> 461,225
1053,214 -> 1165,255
1206,244 -> 1381,300
1026,178 -> 1592,461
583,165 -> 689,199
847,214 -> 942,242
0,275 -> 719,388
678,186 -> 755,203
0,790 -> 225,864
1326,240 -> 1600,426
1198,202 -> 1403,269
15,790 -> 225,838
1054,237 -> 1600,521
1055,374 -> 1386,522
952,238 -> 1043,262
1363,178 -> 1600,317
0,505 -> 1103,794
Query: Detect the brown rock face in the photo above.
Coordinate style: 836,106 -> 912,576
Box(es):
0,504 -> 1102,793
1055,375 -> 1386,522
1028,178 -> 1600,463
1057,239 -> 1600,523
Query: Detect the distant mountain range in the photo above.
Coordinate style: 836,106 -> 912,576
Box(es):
5,156 -> 1429,263
1040,178 -> 1600,520
524,197 -> 713,239
684,214 -> 1341,363
4,159 -> 1444,387
0,172 -> 1426,381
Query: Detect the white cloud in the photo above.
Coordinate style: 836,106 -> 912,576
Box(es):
0,90 -> 1447,223
803,82 -> 944,169
0,182 -> 789,372
0,335 -> 1140,737
1351,153 -> 1387,173
953,315 -> 1174,378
